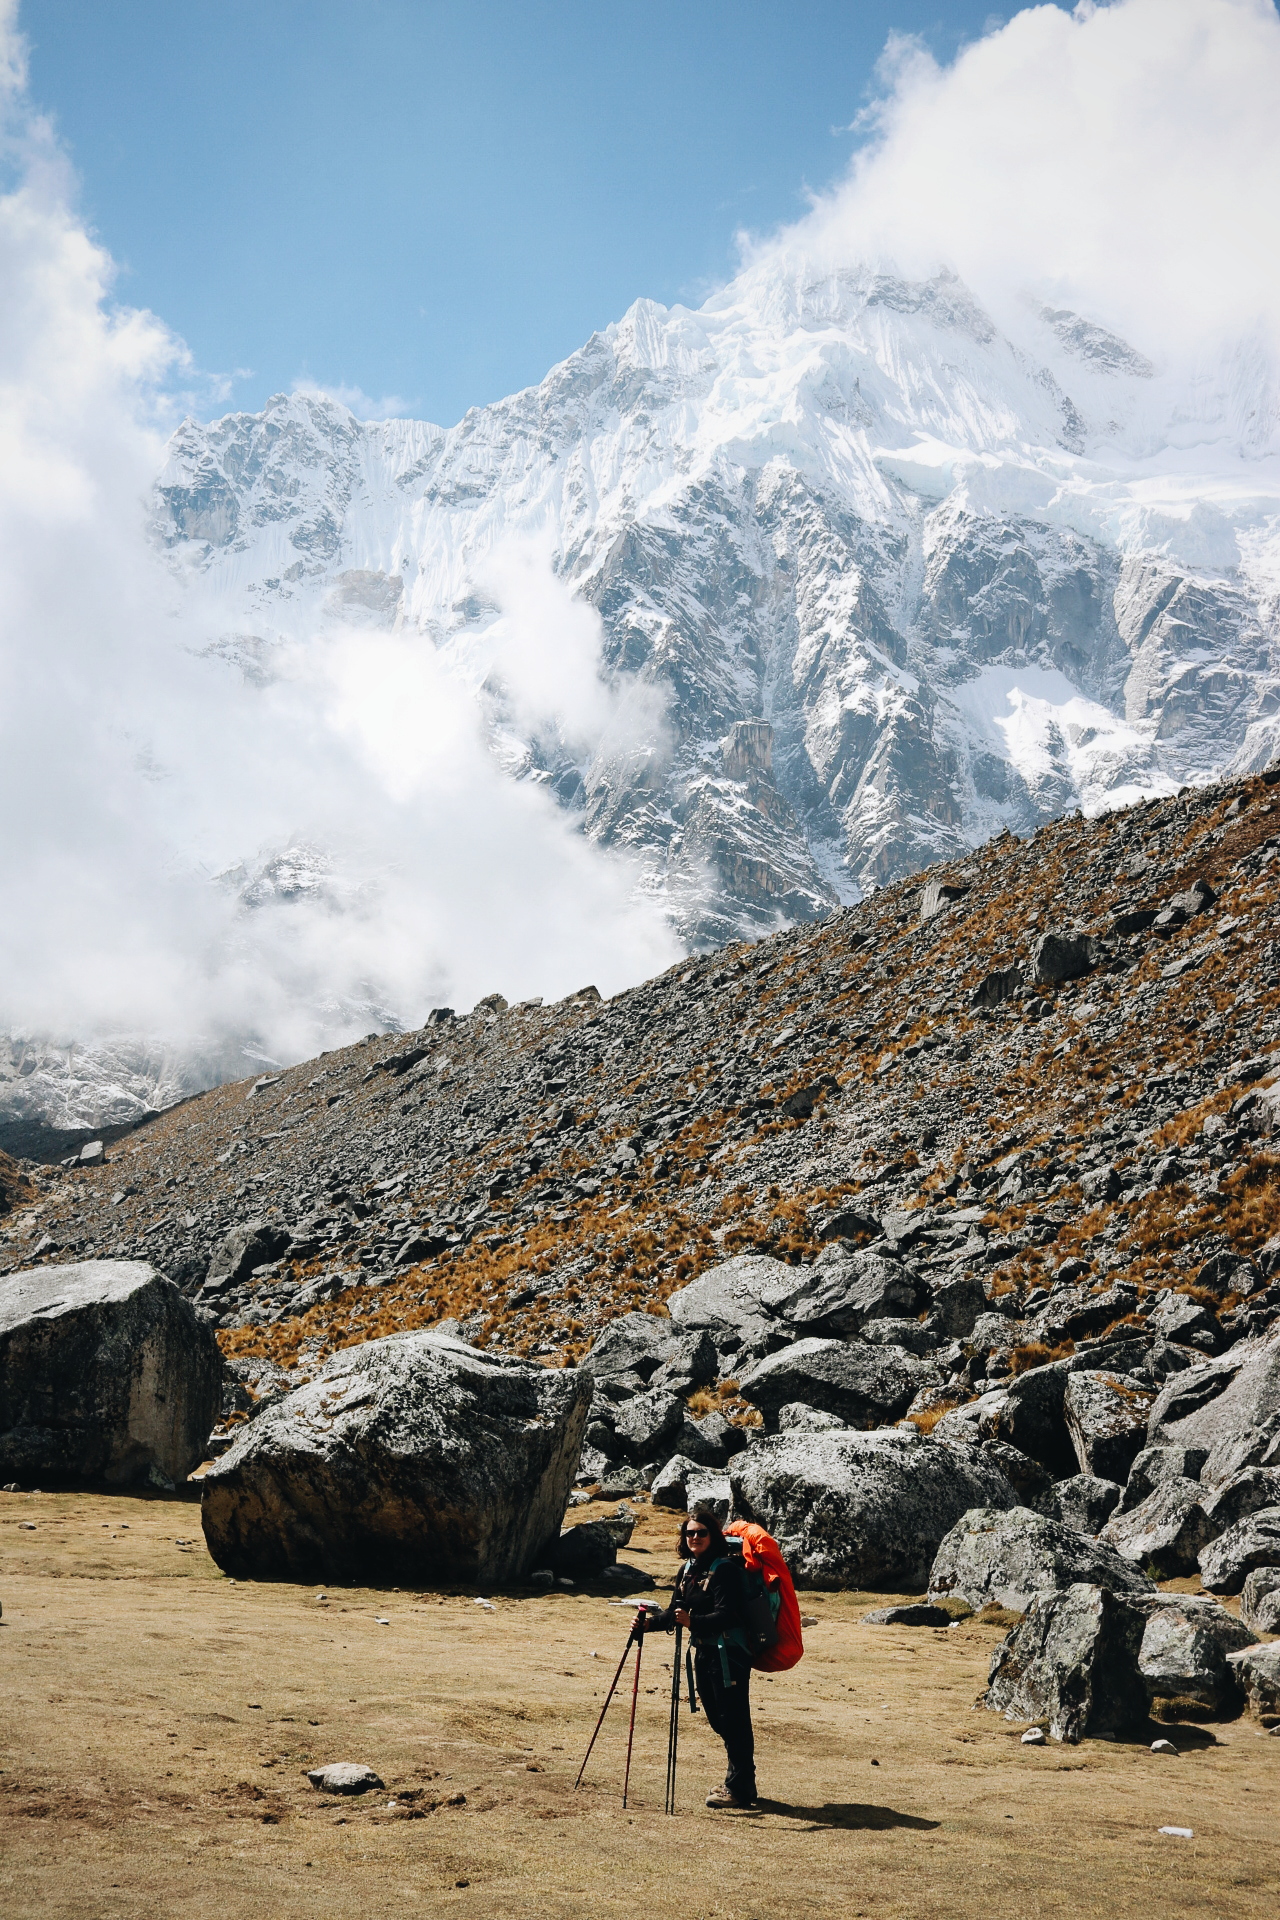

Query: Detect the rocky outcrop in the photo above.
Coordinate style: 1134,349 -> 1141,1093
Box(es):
0,1259 -> 221,1485
1101,1477 -> 1213,1579
200,1331 -> 590,1584
664,1255 -> 788,1353
929,1506 -> 1154,1613
934,1360 -> 1076,1478
1049,1474 -> 1121,1536
729,1428 -> 1016,1590
985,1583 -> 1150,1743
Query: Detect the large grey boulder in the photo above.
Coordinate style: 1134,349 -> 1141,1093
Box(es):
1225,1642 -> 1280,1720
985,1583 -> 1149,1743
760,1244 -> 919,1339
200,1331 -> 590,1584
929,1506 -> 1154,1613
1101,1477 -> 1213,1579
925,1273 -> 988,1340
1240,1566 -> 1280,1633
665,1255 -> 789,1349
585,1314 -> 715,1392
651,1454 -> 732,1520
1198,1508 -> 1280,1594
608,1388 -> 684,1463
934,1360 -> 1076,1478
1050,1474 -> 1122,1536
202,1220 -> 291,1295
1115,1443 -> 1208,1515
1063,1372 -> 1155,1482
1137,1596 -> 1258,1716
1201,1464 -> 1280,1536
0,1260 -> 221,1486
729,1428 -> 1016,1590
736,1338 -> 925,1431
1147,1326 -> 1280,1487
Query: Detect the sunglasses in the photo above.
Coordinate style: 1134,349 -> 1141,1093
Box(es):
685,1526 -> 710,1538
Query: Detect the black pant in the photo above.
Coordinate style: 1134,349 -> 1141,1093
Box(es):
694,1644 -> 756,1802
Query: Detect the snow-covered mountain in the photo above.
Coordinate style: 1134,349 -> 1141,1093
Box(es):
156,256 -> 1280,949
9,254 -> 1280,1149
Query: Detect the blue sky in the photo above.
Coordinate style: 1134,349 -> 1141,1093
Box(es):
22,0 -> 1007,424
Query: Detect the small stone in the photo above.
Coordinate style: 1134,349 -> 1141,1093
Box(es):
306,1762 -> 384,1795
1021,1727 -> 1046,1745
1159,1826 -> 1194,1838
1151,1738 -> 1178,1755
529,1569 -> 554,1586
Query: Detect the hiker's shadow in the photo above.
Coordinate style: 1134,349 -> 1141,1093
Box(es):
757,1800 -> 940,1833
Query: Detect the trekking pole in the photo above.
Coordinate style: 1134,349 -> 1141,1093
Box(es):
665,1622 -> 682,1814
574,1624 -> 638,1790
685,1645 -> 698,1714
621,1628 -> 644,1809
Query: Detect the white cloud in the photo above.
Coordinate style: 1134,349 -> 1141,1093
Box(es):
0,0 -> 679,1069
292,377 -> 416,421
745,0 -> 1280,364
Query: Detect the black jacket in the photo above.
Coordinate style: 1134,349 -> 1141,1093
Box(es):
647,1552 -> 746,1647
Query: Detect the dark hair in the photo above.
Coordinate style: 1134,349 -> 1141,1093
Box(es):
678,1503 -> 730,1561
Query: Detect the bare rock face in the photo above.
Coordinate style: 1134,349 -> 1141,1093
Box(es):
200,1331 -> 590,1584
985,1582 -> 1151,1743
929,1506 -> 1155,1613
729,1428 -> 1016,1591
0,1260 -> 221,1486
1240,1566 -> 1280,1633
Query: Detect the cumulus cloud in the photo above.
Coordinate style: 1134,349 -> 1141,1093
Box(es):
0,0 -> 678,1070
746,0 -> 1280,362
292,377 -> 416,421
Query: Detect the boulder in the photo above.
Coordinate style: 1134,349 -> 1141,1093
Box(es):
862,1603 -> 954,1627
1101,1477 -> 1213,1579
1147,1327 -> 1280,1486
736,1338 -> 925,1432
200,1330 -> 590,1584
585,1315 -> 714,1389
981,1441 -> 1054,1512
306,1763 -> 384,1795
1032,931 -> 1100,985
0,1260 -> 222,1486
547,1520 -> 618,1580
1198,1508 -> 1280,1594
929,1506 -> 1155,1613
777,1402 -> 847,1433
609,1388 -> 685,1464
1116,1443 -> 1208,1515
1137,1595 -> 1258,1716
1201,1466 -> 1280,1537
729,1428 -> 1017,1590
985,1582 -> 1149,1742
202,1220 -> 291,1294
1064,1372 -> 1155,1482
760,1244 -> 919,1339
1224,1642 -> 1280,1720
934,1360 -> 1076,1477
665,1255 -> 790,1348
1240,1566 -> 1280,1633
1050,1474 -> 1122,1536
671,1408 -> 746,1468
651,1454 -> 732,1520
925,1273 -> 989,1339
1149,1292 -> 1222,1354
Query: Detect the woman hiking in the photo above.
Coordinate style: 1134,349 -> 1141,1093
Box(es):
635,1503 -> 757,1810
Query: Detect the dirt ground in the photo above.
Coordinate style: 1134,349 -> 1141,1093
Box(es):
2,1487 -> 1277,1920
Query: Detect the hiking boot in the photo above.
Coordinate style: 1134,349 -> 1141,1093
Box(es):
705,1786 -> 756,1809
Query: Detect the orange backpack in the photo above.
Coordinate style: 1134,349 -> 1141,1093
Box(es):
724,1520 -> 804,1673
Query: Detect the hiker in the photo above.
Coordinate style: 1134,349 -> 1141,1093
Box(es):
635,1503 -> 757,1809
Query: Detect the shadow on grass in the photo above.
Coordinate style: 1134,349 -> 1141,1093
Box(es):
756,1799 -> 940,1832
